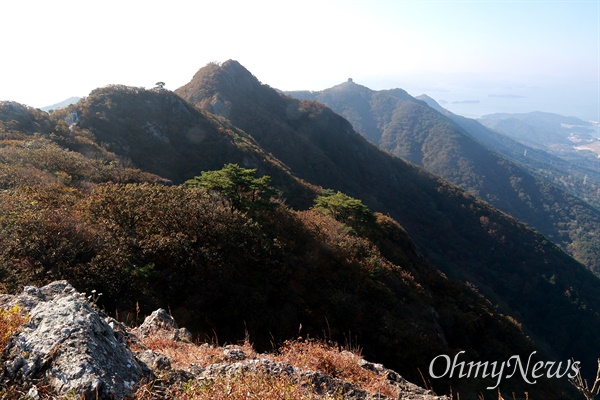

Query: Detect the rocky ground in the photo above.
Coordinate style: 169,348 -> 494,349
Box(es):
0,281 -> 447,399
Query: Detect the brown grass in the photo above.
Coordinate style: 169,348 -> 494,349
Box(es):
0,304 -> 29,400
135,336 -> 338,399
0,304 -> 28,350
271,339 -> 399,398
134,336 -> 399,399
164,371 -> 342,400
140,336 -> 257,370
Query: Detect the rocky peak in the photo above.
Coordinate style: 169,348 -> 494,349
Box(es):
176,59 -> 267,110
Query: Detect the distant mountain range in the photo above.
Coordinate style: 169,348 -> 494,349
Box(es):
285,80 -> 600,273
478,111 -> 600,168
1,60 -> 599,397
41,96 -> 81,112
418,96 -> 600,209
479,111 -> 595,148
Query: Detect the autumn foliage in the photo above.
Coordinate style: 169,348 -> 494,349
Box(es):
0,90 -> 584,397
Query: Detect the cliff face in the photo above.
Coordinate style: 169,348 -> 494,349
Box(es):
0,282 -> 446,399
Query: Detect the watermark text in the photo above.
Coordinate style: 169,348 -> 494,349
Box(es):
429,351 -> 579,390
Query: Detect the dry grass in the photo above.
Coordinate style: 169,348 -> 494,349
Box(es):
164,371 -> 342,400
0,304 -> 28,350
140,336 -> 257,370
271,339 -> 399,398
135,336 -> 340,399
0,304 -> 29,399
134,336 -> 399,399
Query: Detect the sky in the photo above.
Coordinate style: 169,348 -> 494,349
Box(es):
1,0 -> 598,120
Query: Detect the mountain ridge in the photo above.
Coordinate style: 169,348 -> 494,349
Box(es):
283,80 -> 600,273
70,84 -> 317,208
1,86 -> 547,395
0,60 -> 596,397
174,61 -> 600,386
478,110 -> 600,172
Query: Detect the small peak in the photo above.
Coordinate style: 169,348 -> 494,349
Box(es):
415,94 -> 446,113
220,60 -> 254,78
331,79 -> 371,94
222,59 -> 244,69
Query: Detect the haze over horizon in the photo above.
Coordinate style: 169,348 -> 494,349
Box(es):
1,0 -> 598,121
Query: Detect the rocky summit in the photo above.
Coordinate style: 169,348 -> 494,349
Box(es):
0,282 -> 446,399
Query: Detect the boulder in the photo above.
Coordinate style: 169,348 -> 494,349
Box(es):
0,281 -> 148,399
134,308 -> 192,343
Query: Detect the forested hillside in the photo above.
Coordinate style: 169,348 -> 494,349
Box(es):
176,61 -> 600,389
418,94 -> 600,210
285,80 -> 600,273
0,61 -> 598,397
0,106 -> 558,396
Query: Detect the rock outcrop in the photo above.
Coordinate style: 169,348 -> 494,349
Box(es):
0,282 -> 447,399
132,308 -> 192,343
187,357 -> 445,400
0,281 -> 147,399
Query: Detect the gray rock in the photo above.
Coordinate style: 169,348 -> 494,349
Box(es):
223,347 -> 246,361
200,359 -> 295,379
135,308 -> 192,343
196,356 -> 447,399
137,308 -> 177,335
195,358 -> 378,399
358,358 -> 446,399
137,350 -> 172,371
0,281 -> 148,399
0,282 -> 447,400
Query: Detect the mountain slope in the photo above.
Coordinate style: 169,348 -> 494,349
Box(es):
479,111 -> 600,194
0,101 -> 163,189
284,81 -> 600,273
176,60 -> 600,385
0,69 -> 590,396
418,94 -> 600,210
70,85 -> 316,208
0,101 -> 556,396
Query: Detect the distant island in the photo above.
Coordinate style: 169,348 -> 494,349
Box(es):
488,94 -> 526,99
451,99 -> 480,104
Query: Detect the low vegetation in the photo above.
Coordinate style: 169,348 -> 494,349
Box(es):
132,337 -> 399,400
0,304 -> 27,350
0,159 -> 553,396
274,339 -> 398,398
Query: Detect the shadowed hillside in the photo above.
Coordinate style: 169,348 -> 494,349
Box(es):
0,111 -> 556,396
70,85 -> 316,208
176,61 -> 600,390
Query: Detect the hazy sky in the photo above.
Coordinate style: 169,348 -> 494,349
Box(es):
1,0 -> 598,119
